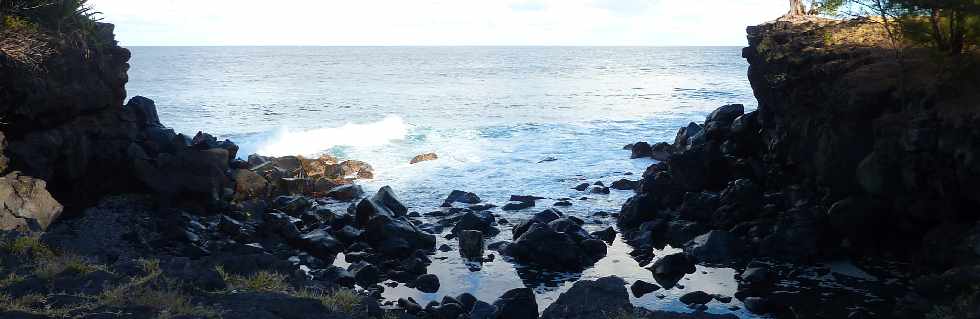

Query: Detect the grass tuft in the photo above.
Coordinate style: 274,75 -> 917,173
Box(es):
216,266 -> 289,293
295,288 -> 363,315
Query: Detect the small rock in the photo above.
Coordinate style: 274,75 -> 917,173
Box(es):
444,190 -> 482,205
587,185 -> 610,194
573,183 -> 590,191
610,179 -> 638,190
413,274 -> 440,293
631,142 -> 653,159
410,153 -> 439,164
679,291 -> 713,305
502,201 -> 535,211
630,280 -> 661,297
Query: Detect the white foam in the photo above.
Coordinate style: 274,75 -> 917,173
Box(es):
255,115 -> 409,157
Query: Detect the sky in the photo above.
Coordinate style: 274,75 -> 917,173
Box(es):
89,0 -> 788,46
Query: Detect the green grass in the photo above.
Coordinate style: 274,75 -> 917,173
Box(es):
216,266 -> 290,293
99,260 -> 219,319
295,288 -> 363,315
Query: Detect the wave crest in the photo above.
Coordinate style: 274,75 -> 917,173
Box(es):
255,115 -> 409,157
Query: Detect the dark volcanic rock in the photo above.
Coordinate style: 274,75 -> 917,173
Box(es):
444,190 -> 482,205
413,274 -> 440,293
683,230 -> 743,264
450,211 -> 499,236
630,280 -> 661,297
541,276 -> 632,319
504,218 -> 605,271
631,142 -> 653,159
610,179 -> 638,190
502,201 -> 535,211
679,291 -> 713,305
648,253 -> 696,288
362,215 -> 436,257
591,226 -> 617,243
492,288 -> 538,319
458,230 -> 485,259
348,261 -> 381,284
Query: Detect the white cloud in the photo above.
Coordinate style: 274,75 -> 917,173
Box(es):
90,0 -> 787,46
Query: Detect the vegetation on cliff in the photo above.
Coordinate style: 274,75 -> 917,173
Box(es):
792,0 -> 980,56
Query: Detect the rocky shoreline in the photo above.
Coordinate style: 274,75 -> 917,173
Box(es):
1,16 -> 978,319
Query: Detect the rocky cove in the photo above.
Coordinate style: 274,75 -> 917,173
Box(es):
1,15 -> 979,319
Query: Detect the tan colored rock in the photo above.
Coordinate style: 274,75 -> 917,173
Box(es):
232,169 -> 269,201
326,160 -> 374,180
0,172 -> 64,231
410,153 -> 439,164
299,155 -> 339,179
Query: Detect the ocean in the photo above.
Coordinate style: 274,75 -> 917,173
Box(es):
125,46 -> 760,316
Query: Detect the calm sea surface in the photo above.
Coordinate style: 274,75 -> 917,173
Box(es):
126,46 -> 762,317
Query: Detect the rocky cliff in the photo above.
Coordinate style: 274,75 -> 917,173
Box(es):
0,23 -> 238,215
620,18 -> 980,318
744,19 -> 980,265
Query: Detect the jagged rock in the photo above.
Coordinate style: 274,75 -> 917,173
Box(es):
587,185 -> 611,194
410,153 -> 438,164
675,122 -> 704,148
444,190 -> 482,205
355,187 -> 408,226
232,169 -> 269,201
502,201 -> 534,211
683,230 -> 743,264
326,160 -> 374,180
679,291 -> 713,305
133,146 -> 232,202
450,211 -> 494,233
541,276 -> 632,319
510,195 -> 544,203
325,184 -> 364,201
648,253 -> 696,289
348,261 -> 381,284
630,280 -> 660,297
591,226 -> 617,243
492,288 -> 538,319
459,230 -> 485,259
705,104 -> 744,126
504,218 -> 605,271
512,208 -> 564,239
362,215 -> 436,257
0,172 -> 63,231
610,179 -> 638,190
631,142 -> 653,159
294,229 -> 343,259
650,142 -> 675,161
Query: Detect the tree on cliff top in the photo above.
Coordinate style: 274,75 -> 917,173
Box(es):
813,0 -> 979,56
1,0 -> 99,32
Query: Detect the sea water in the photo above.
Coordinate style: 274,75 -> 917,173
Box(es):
126,46 -> 762,317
